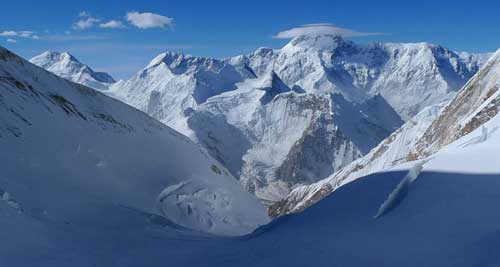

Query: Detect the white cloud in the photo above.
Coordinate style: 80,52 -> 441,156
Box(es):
273,23 -> 384,39
6,39 -> 17,43
72,11 -> 100,30
73,17 -> 100,30
0,30 -> 39,39
99,20 -> 125,29
43,34 -> 108,41
126,12 -> 174,29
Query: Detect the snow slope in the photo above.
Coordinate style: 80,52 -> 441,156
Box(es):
30,51 -> 115,90
0,46 -> 268,236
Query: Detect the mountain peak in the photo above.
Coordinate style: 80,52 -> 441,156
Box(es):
146,51 -> 189,69
255,71 -> 291,104
259,71 -> 289,90
30,51 -> 115,89
145,51 -> 231,76
37,51 -> 79,63
284,34 -> 353,52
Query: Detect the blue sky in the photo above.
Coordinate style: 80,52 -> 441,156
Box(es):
1,0 -> 498,79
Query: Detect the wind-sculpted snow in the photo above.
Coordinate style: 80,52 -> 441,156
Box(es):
156,178 -> 265,236
0,46 -> 269,236
30,51 -> 115,90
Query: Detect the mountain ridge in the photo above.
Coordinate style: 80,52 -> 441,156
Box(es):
31,36 -> 492,205
29,51 -> 115,90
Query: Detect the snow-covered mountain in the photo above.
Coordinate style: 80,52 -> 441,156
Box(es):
30,51 -> 115,90
35,36 -> 489,206
107,48 -> 403,203
270,48 -> 500,218
241,35 -> 489,120
3,45 -> 500,267
109,52 -> 249,134
0,46 -> 268,236
186,71 -> 402,202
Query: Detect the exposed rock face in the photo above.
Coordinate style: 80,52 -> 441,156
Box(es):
274,115 -> 361,188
